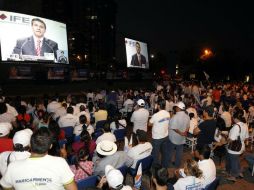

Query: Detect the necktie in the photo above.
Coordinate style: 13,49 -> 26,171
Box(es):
138,55 -> 141,65
36,40 -> 41,56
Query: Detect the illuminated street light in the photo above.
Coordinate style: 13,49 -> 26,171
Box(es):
150,54 -> 155,58
200,48 -> 213,60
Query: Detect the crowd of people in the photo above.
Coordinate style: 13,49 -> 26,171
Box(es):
0,80 -> 254,189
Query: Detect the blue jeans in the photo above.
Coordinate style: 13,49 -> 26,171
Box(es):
226,152 -> 241,177
162,139 -> 183,168
245,154 -> 254,169
151,137 -> 168,166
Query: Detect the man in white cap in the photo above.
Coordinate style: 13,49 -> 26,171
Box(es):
105,165 -> 132,190
0,128 -> 32,176
163,101 -> 190,168
0,122 -> 13,153
93,140 -> 133,177
130,99 -> 149,133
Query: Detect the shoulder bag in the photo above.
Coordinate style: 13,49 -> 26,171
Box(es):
228,124 -> 242,152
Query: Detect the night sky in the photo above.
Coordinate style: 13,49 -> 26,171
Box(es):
115,0 -> 254,63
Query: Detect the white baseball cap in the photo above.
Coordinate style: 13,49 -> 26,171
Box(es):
13,128 -> 33,147
105,165 -> 123,189
137,99 -> 145,107
0,122 -> 12,137
174,101 -> 186,110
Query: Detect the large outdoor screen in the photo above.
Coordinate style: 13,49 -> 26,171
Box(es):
125,38 -> 149,69
0,11 -> 68,64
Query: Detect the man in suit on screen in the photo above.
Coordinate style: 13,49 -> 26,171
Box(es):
130,42 -> 147,67
12,18 -> 58,60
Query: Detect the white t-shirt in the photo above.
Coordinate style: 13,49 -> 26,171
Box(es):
120,185 -> 132,190
73,124 -> 94,136
95,93 -> 104,102
53,106 -> 66,120
123,99 -> 134,111
46,101 -> 62,113
198,159 -> 216,187
227,122 -> 249,155
110,119 -> 127,132
58,113 -> 78,128
165,100 -> 174,112
131,108 -> 149,133
76,111 -> 91,124
6,104 -> 18,117
0,151 -> 31,176
221,111 -> 232,128
96,132 -> 116,144
149,110 -> 170,139
201,96 -> 212,107
186,107 -> 198,119
0,155 -> 74,190
127,142 -> 152,168
0,112 -> 16,123
189,118 -> 198,134
87,92 -> 94,101
71,105 -> 80,116
174,176 -> 204,190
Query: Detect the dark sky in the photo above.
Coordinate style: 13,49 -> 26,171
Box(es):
115,0 -> 254,62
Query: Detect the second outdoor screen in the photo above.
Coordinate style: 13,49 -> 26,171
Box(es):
125,38 -> 149,69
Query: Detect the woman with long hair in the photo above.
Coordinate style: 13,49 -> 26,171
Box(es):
48,120 -> 67,158
69,148 -> 94,182
72,130 -> 96,157
110,112 -> 126,133
174,159 -> 204,190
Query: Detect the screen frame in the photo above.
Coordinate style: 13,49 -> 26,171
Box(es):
125,37 -> 150,70
0,10 -> 69,64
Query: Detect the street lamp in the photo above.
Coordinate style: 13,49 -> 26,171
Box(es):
200,48 -> 213,60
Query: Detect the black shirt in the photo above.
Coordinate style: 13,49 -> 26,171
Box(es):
197,119 -> 217,146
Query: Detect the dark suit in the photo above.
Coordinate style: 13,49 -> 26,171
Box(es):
13,36 -> 58,60
130,53 -> 147,67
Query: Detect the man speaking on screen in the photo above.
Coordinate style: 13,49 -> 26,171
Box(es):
130,42 -> 147,67
12,18 -> 58,61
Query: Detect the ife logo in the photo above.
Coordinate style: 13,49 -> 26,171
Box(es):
0,13 -> 7,20
0,12 -> 30,24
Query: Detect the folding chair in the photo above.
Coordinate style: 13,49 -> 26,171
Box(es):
58,139 -> 67,148
93,129 -> 104,140
62,126 -> 74,144
77,175 -> 98,190
95,120 -> 107,131
74,135 -> 81,142
203,177 -> 220,190
185,136 -> 197,153
129,155 -> 153,187
114,128 -> 127,141
118,165 -> 129,184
